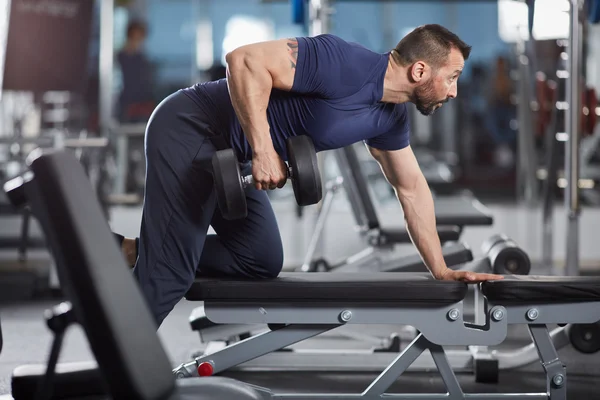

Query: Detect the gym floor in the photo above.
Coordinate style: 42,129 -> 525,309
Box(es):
1,194 -> 600,396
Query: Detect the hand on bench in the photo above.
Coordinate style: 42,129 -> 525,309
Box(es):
437,268 -> 504,283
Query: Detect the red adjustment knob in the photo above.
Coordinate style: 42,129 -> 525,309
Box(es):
197,362 -> 214,377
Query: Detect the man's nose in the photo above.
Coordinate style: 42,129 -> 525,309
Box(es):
448,83 -> 458,99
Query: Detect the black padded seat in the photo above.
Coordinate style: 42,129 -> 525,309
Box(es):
11,361 -> 104,400
481,275 -> 600,304
186,272 -> 468,304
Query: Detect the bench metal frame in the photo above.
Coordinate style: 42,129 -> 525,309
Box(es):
185,257 -> 501,377
174,288 -> 600,400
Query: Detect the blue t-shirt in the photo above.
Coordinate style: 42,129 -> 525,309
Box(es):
182,34 -> 410,161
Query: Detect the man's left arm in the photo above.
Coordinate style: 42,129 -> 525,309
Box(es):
368,145 -> 504,283
367,145 -> 448,279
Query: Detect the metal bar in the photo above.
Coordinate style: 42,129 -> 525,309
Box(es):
231,347 -> 473,372
272,394 -> 548,400
362,334 -> 429,396
300,177 -> 343,271
430,343 -> 464,398
175,324 -> 339,377
99,0 -> 114,141
332,147 -> 369,229
565,0 -> 582,276
528,324 -> 567,400
112,122 -> 147,136
528,325 -> 560,369
0,137 -> 108,147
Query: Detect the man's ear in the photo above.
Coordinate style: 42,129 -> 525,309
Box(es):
409,61 -> 428,82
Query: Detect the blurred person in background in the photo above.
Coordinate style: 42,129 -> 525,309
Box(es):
116,19 -> 156,122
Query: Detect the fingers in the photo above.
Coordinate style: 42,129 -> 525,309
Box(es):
251,162 -> 287,190
461,272 -> 505,283
254,176 -> 285,190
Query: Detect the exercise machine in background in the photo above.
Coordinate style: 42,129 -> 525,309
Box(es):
0,0 -> 108,294
298,142 -> 494,273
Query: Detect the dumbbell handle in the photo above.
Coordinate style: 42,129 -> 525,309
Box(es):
241,166 -> 293,188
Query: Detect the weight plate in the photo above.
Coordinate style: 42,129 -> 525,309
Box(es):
483,234 -> 531,275
480,233 -> 506,256
492,246 -> 531,275
286,135 -> 322,206
567,323 -> 600,354
212,149 -> 247,220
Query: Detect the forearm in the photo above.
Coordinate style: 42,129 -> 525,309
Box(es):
225,52 -> 274,153
396,176 -> 448,279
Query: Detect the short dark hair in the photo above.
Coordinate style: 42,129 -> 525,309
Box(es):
391,24 -> 471,70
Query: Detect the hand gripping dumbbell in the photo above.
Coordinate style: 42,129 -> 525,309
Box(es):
212,135 -> 323,220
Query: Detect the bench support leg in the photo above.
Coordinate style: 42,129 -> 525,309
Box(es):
173,324 -> 340,378
529,324 -> 567,400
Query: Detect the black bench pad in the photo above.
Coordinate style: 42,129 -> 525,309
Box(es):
481,275 -> 600,303
11,361 -> 105,400
434,195 -> 494,227
186,273 -> 467,304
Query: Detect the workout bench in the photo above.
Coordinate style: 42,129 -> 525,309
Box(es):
173,272 -> 600,399
186,233 -> 531,367
4,150 -> 600,400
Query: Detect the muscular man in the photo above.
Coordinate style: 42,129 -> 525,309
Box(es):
121,24 -> 503,327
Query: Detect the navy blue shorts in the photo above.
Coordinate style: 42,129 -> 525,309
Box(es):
133,90 -> 284,326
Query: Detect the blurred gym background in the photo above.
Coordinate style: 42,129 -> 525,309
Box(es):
1,0 -> 600,296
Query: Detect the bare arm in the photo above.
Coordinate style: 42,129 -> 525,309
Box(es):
225,38 -> 298,154
368,145 -> 448,279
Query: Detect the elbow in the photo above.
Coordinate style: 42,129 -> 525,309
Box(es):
225,49 -> 246,73
225,49 -> 268,83
368,147 -> 384,162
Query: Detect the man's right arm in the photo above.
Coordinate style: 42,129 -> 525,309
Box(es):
225,38 -> 299,156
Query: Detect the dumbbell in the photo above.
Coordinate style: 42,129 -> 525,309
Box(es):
480,234 -> 531,275
212,135 -> 322,220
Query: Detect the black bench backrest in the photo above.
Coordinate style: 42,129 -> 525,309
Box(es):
27,150 -> 175,400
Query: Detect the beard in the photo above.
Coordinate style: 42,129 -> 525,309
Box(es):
413,78 -> 448,116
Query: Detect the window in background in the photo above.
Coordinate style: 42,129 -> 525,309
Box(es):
497,0 -> 530,43
112,7 -> 130,96
533,0 -> 569,40
221,15 -> 274,65
0,0 -> 10,95
196,19 -> 213,71
113,6 -> 129,50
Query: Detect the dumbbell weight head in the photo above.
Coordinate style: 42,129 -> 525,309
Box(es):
212,148 -> 248,220
286,135 -> 322,206
481,233 -> 531,275
566,322 -> 600,354
213,135 -> 322,220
